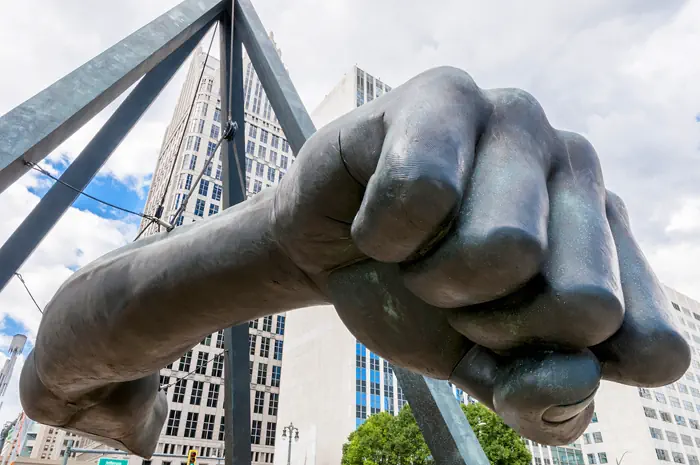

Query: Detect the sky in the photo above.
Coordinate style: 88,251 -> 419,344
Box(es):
0,0 -> 699,427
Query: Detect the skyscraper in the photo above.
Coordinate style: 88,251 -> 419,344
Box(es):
74,33 -> 295,465
0,334 -> 26,413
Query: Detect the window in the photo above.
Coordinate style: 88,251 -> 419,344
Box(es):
195,352 -> 208,375
686,400 -> 695,412
269,392 -> 279,416
190,381 -> 203,405
246,157 -> 252,173
592,432 -> 603,443
201,334 -> 212,346
696,437 -> 700,447
274,340 -> 283,360
187,136 -> 202,152
216,330 -> 224,349
208,204 -> 219,216
668,431 -> 679,443
254,391 -> 265,414
216,164 -> 222,180
250,319 -> 258,329
370,356 -> 380,371
271,135 -> 279,148
214,108 -> 221,123
680,383 -> 690,394
263,316 -> 272,332
175,215 -> 184,226
689,455 -> 699,465
184,412 -> 198,438
267,167 -> 276,182
356,404 -> 367,419
692,387 -> 700,398
583,433 -> 591,444
219,416 -> 225,441
265,422 -> 276,446
251,420 -> 262,445
194,199 -> 206,217
179,350 -> 193,371
661,411 -> 673,422
671,396 -> 682,408
650,427 -> 664,439
280,154 -> 288,169
249,334 -> 257,355
202,414 -> 215,440
172,379 -> 187,403
247,141 -> 256,154
677,415 -> 687,426
257,363 -> 268,385
587,453 -> 597,464
184,174 -> 194,190
260,129 -> 269,143
166,410 -> 181,436
598,453 -> 608,464
211,184 -> 222,201
198,180 -> 209,196
591,411 -> 598,422
207,141 -> 217,157
207,384 -> 220,408
639,387 -> 652,399
276,315 -> 285,335
691,419 -> 699,429
645,407 -> 658,419
657,449 -> 670,461
270,151 -> 278,165
673,452 -> 686,464
210,124 -> 220,139
260,337 -> 270,358
683,434 -> 694,446
281,139 -> 290,153
255,162 -> 265,177
212,354 -> 223,377
271,365 -> 281,387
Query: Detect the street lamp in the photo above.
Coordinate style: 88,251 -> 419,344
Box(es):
281,423 -> 299,465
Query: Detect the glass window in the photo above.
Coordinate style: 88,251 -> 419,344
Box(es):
212,354 -> 223,377
672,452 -> 685,464
258,146 -> 267,159
592,432 -> 603,443
184,412 -> 198,438
202,414 -> 215,440
267,167 -> 276,182
207,384 -> 219,408
677,415 -> 687,426
587,453 -> 597,464
661,411 -> 673,422
194,199 -> 206,217
667,431 -> 679,443
260,337 -> 270,358
256,363 -> 268,385
212,184 -> 222,201
656,449 -> 670,461
263,316 -> 273,332
650,427 -> 664,439
214,108 -> 221,123
178,350 -> 192,371
198,180 -> 209,196
671,396 -> 682,408
265,422 -> 276,446
208,204 -> 219,216
210,124 -> 220,139
251,420 -> 262,445
268,393 -> 279,416
166,410 -> 181,436
271,365 -> 281,387
246,141 -> 256,154
190,381 -> 203,405
274,340 -> 283,360
207,141 -> 217,157
280,155 -> 288,169
254,391 -> 265,414
172,379 -> 187,403
644,407 -> 658,419
195,352 -> 208,375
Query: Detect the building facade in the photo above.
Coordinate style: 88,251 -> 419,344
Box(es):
73,33 -> 296,465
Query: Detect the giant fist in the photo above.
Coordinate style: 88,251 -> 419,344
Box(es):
273,67 -> 690,443
20,67 -> 690,455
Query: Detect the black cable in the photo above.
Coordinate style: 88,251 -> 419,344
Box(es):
154,23 -> 219,234
14,273 -> 43,315
133,218 -> 156,242
159,350 -> 225,391
25,161 -> 163,225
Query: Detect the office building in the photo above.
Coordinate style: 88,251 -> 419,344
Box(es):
74,32 -> 295,465
0,334 -> 27,413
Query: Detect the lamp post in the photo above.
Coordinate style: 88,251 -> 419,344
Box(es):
281,423 -> 299,465
616,450 -> 631,464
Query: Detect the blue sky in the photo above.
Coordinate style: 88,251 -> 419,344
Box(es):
28,156 -> 150,225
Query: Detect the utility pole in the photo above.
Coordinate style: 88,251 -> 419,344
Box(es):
281,423 -> 299,465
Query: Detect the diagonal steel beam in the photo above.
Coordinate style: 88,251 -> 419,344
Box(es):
233,0 -> 315,153
0,24 -> 213,295
0,0 -> 226,193
394,367 -> 490,465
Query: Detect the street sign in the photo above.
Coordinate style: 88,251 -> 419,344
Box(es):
98,458 -> 129,465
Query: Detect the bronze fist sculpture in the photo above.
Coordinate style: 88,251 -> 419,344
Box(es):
20,67 -> 690,456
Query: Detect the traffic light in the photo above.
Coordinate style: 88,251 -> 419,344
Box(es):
187,450 -> 197,465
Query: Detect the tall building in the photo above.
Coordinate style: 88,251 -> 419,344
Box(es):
75,32 -> 296,465
0,334 -> 26,413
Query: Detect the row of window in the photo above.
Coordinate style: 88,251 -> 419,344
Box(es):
245,141 -> 290,169
656,448 -> 700,464
640,388 -> 700,416
247,124 -> 290,153
249,335 -> 284,360
249,315 -> 285,335
581,432 -> 603,444
585,452 -> 608,464
167,350 -> 224,377
643,404 -> 700,430
252,390 -> 280,416
649,426 -> 700,448
165,411 -> 277,446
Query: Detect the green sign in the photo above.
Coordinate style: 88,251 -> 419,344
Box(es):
98,458 -> 129,465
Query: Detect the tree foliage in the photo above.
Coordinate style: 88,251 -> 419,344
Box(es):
342,403 -> 531,465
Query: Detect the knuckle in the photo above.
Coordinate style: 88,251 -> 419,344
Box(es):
554,130 -> 604,175
552,283 -> 625,346
489,88 -> 548,121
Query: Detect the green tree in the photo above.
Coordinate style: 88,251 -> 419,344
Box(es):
461,402 -> 531,465
342,403 -> 531,465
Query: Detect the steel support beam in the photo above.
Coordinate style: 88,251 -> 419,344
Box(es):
0,26 -> 211,295
233,0 -> 315,153
393,367 -> 490,465
0,0 -> 226,193
219,4 -> 252,465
